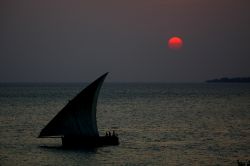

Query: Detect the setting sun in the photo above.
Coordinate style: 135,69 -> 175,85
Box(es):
168,36 -> 183,50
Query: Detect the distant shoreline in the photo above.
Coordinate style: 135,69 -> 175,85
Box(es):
206,77 -> 250,83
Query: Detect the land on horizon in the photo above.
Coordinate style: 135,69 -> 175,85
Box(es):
206,77 -> 250,83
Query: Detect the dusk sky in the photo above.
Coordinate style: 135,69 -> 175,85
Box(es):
1,0 -> 250,82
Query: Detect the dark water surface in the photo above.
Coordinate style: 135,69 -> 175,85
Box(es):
0,83 -> 249,165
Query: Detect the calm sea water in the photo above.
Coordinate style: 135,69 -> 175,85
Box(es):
0,83 -> 249,166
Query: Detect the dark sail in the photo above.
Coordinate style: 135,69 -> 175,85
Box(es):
39,73 -> 108,138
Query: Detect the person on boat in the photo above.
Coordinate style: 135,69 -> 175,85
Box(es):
112,130 -> 118,137
105,132 -> 108,136
108,131 -> 111,137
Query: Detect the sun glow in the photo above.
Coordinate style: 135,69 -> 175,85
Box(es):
168,37 -> 183,50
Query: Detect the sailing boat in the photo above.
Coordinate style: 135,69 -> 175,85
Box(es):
38,73 -> 119,147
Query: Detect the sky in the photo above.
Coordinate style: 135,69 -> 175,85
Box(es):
1,0 -> 250,82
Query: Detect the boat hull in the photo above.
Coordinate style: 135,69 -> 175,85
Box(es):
62,136 -> 119,148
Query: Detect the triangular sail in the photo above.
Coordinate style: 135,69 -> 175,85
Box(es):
39,73 -> 108,138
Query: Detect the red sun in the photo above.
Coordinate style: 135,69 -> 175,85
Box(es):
168,36 -> 183,50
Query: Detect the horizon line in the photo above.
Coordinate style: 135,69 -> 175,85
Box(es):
0,81 -> 204,84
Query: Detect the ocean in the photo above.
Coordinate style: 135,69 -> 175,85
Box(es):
0,83 -> 249,165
